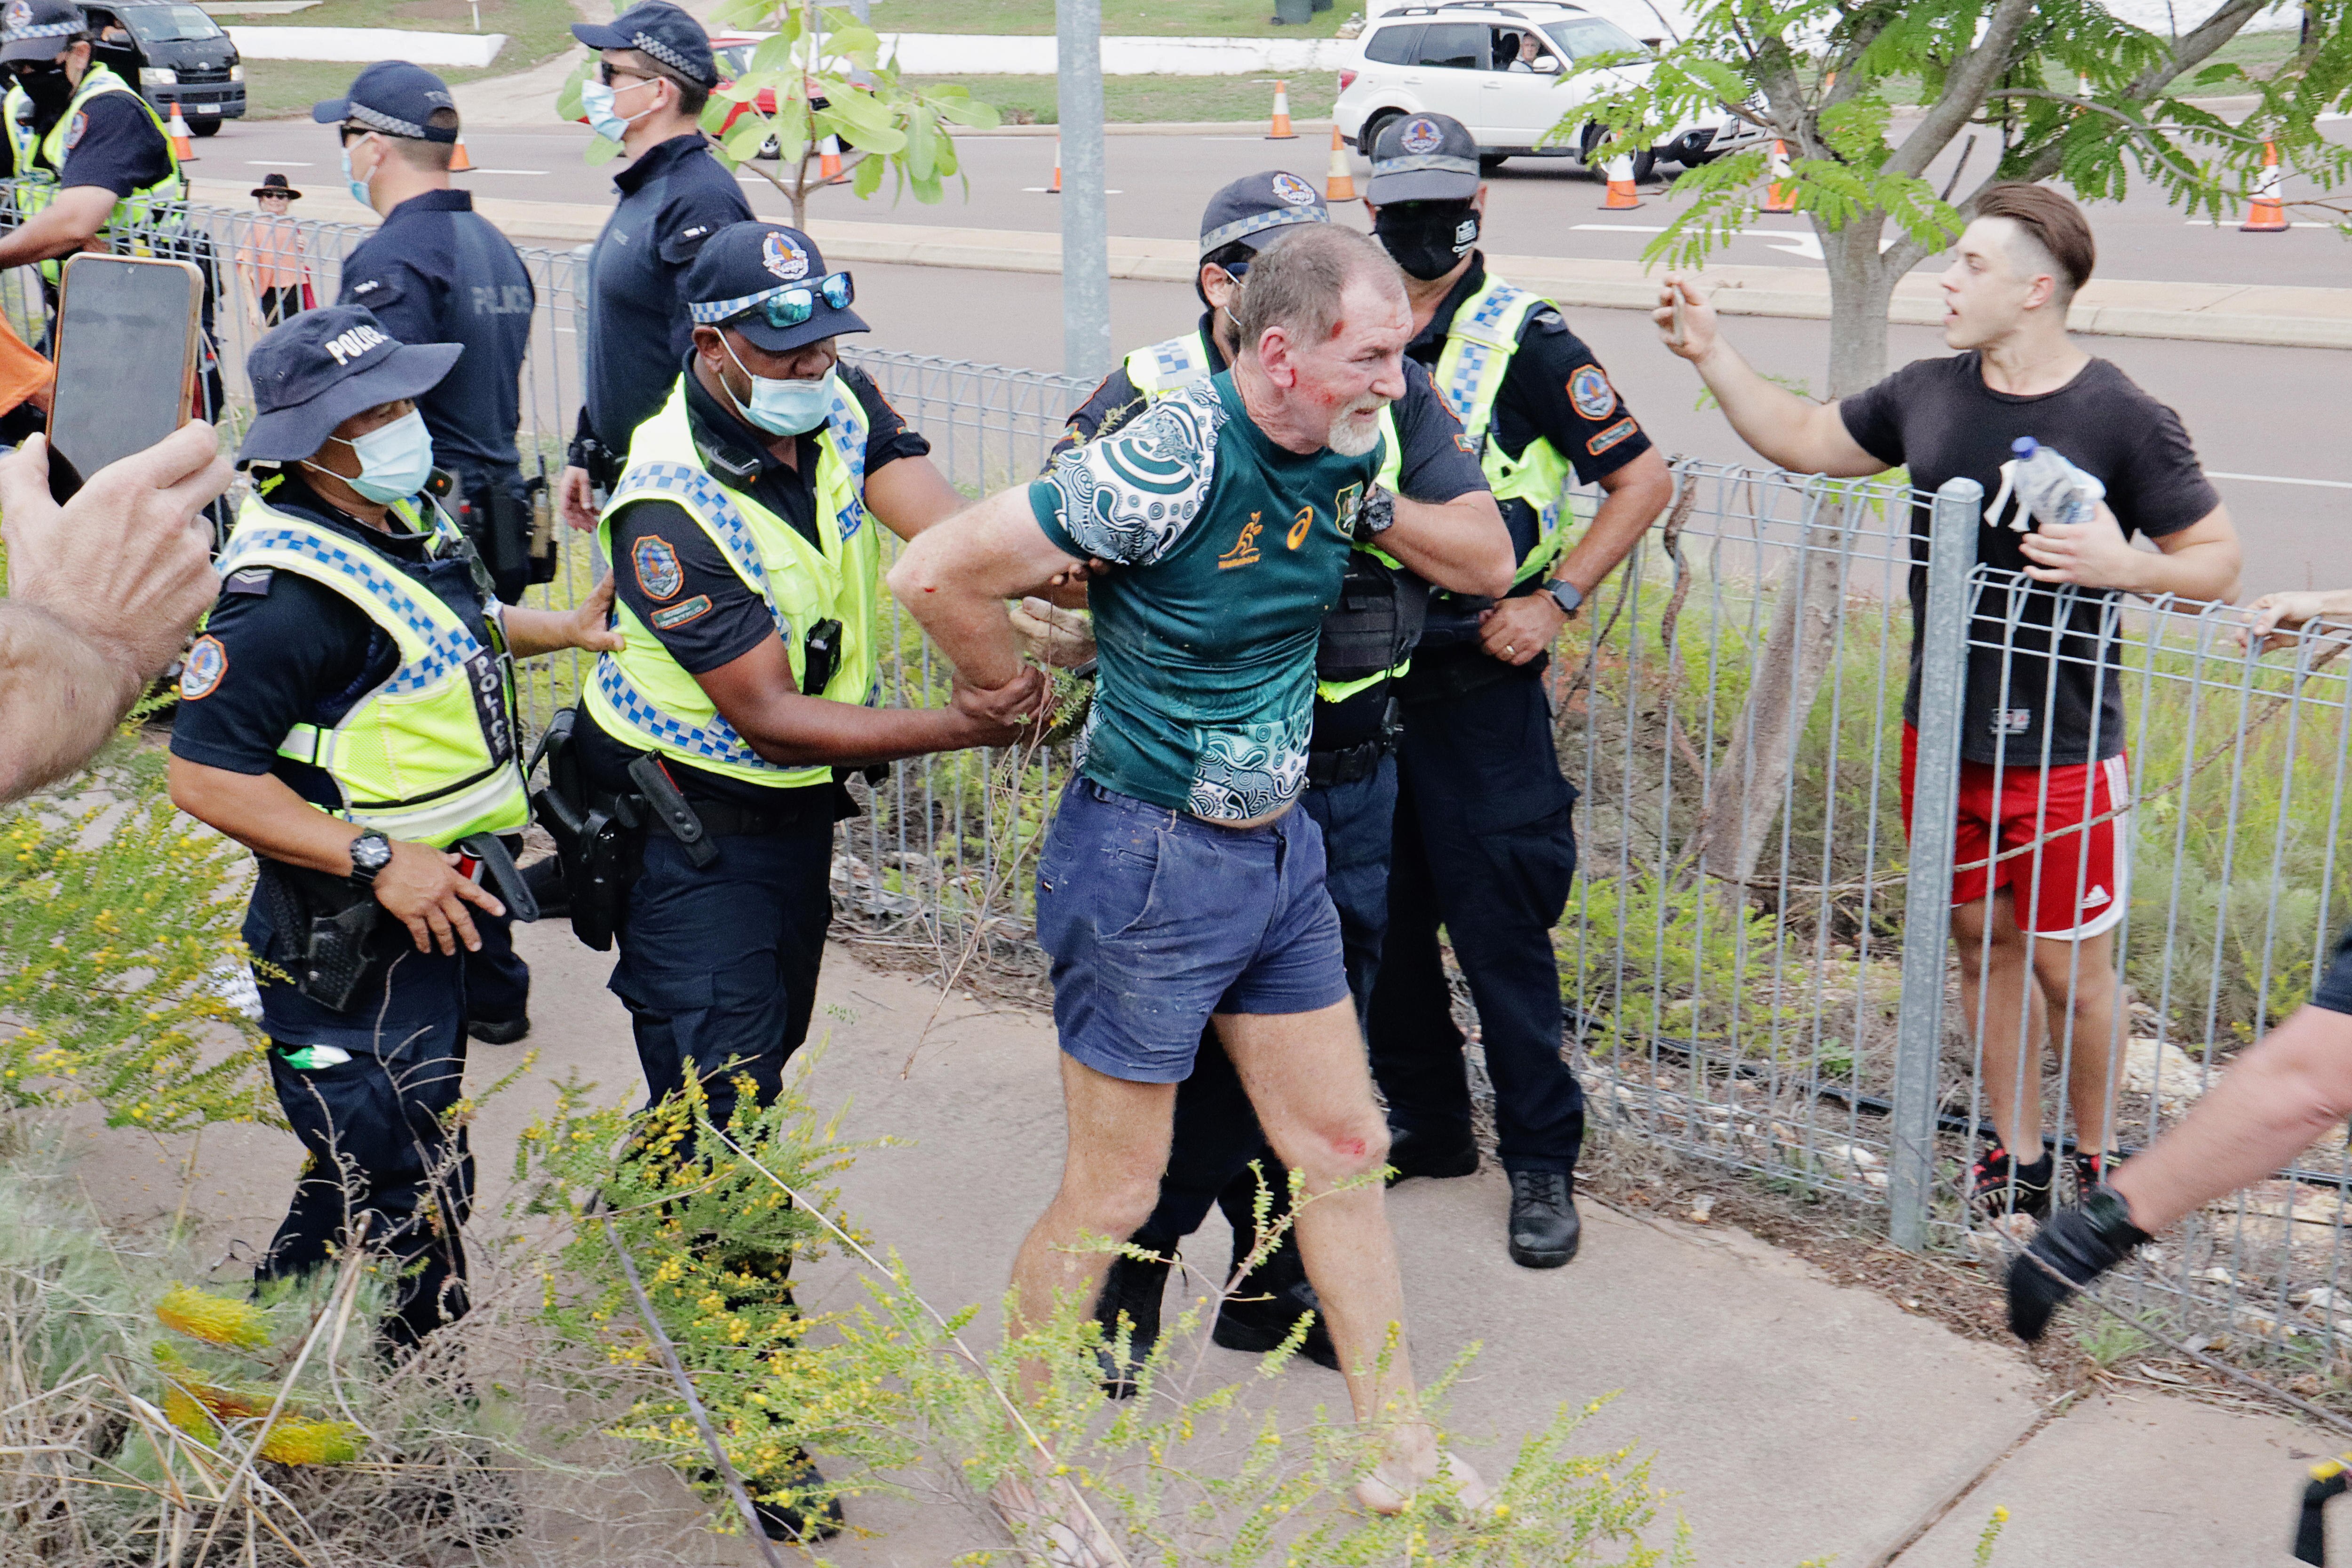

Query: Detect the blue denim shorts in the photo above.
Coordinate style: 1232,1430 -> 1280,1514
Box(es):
1035,779 -> 1351,1083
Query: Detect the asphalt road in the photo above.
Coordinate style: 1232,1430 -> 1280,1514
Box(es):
202,112 -> 2352,287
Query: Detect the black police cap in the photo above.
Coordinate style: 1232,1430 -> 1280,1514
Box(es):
0,0 -> 86,64
570,1 -> 717,89
311,60 -> 460,143
1366,112 -> 1481,206
238,305 -> 461,467
683,222 -> 868,353
1197,170 -> 1328,260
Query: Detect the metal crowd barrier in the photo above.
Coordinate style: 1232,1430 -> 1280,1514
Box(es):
16,189 -> 2349,1374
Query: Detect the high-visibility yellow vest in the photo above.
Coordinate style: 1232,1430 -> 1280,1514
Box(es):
1431,272 -> 1577,586
1120,326 -> 1407,704
215,486 -> 529,849
3,65 -> 187,282
584,377 -> 879,792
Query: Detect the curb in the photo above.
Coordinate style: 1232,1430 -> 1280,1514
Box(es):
191,179 -> 2352,352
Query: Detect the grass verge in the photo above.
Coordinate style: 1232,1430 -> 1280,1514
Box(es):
235,0 -> 579,119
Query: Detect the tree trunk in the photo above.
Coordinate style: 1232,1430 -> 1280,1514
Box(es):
1696,219 -> 1897,890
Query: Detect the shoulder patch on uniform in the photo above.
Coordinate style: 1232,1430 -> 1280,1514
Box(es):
1586,416 -> 1638,457
63,110 -> 86,151
648,593 -> 712,630
1569,364 -> 1618,421
224,566 -> 275,596
179,634 -> 226,700
1454,432 -> 1476,454
631,533 -> 683,601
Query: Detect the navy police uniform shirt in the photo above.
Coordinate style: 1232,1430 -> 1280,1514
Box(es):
1405,254 -> 1652,649
577,358 -> 928,812
338,189 -> 534,480
580,132 -> 752,456
43,88 -> 173,193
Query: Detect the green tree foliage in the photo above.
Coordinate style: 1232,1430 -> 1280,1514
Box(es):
1571,0 -> 2352,395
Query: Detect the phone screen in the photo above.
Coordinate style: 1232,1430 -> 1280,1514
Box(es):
47,254 -> 200,501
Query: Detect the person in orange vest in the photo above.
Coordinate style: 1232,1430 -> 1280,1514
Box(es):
238,172 -> 312,328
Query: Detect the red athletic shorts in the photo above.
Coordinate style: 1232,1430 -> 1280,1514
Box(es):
1899,724 -> 2130,940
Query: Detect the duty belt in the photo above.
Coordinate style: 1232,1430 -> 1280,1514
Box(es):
1304,732 -> 1395,789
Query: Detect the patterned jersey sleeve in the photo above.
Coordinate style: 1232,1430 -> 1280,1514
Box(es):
1025,382 -> 1224,568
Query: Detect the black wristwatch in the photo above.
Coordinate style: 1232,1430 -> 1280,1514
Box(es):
1353,484 -> 1396,538
1539,577 -> 1584,619
347,829 -> 393,885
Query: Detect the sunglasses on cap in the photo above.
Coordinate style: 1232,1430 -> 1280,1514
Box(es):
728,272 -> 854,332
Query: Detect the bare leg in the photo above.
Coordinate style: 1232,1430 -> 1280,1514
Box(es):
1008,1055 -> 1175,1362
2111,1006 -> 2352,1232
1216,1000 -> 1483,1512
2029,927 -> 2122,1159
1953,891 -> 2044,1160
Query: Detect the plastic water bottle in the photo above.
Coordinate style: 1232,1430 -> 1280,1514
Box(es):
2007,437 -> 2106,531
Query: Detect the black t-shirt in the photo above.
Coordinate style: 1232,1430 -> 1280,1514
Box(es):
580,134 -> 754,456
579,360 -> 928,810
47,87 -> 173,195
169,473 -> 496,805
1404,256 -> 1653,651
1056,318 -> 1489,750
339,190 -> 535,480
1840,353 -> 2220,765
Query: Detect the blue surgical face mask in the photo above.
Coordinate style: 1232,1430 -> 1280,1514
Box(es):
340,133 -> 376,206
720,336 -> 835,437
310,409 -> 435,505
580,78 -> 652,144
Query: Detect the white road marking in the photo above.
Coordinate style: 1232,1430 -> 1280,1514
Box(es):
2208,471 -> 2352,490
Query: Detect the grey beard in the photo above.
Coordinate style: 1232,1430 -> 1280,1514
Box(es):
1326,404 -> 1386,456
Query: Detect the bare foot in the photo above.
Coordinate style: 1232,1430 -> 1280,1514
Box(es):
1354,1449 -> 1493,1517
988,1470 -> 1131,1568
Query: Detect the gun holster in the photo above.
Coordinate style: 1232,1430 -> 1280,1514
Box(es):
255,860 -> 381,1013
527,705 -> 644,952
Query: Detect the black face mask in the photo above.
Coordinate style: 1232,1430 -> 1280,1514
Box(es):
1374,202 -> 1480,282
14,61 -> 74,116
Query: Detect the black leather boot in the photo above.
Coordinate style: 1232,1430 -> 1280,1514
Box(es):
1091,1250 -> 1171,1400
1211,1228 -> 1339,1370
1507,1169 -> 1581,1268
2007,1184 -> 2150,1342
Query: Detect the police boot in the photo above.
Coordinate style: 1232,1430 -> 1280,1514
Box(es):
1506,1170 -> 1581,1269
1092,1250 -> 1171,1400
1210,1229 -> 1339,1371
703,1450 -> 842,1543
1384,1124 -> 1479,1185
2006,1184 -> 2150,1343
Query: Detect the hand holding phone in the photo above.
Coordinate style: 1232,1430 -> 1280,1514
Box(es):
46,253 -> 204,503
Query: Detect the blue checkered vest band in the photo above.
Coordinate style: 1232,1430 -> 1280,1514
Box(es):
1435,273 -> 1575,582
585,376 -> 880,790
216,491 -> 529,848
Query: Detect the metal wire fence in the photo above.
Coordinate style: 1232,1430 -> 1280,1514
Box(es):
16,190 -> 2350,1379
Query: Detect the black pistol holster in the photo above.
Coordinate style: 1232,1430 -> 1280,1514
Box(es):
255,860 -> 381,1013
527,705 -> 645,952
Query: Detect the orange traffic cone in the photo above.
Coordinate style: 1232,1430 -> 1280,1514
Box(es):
1762,138 -> 1796,213
448,134 -> 472,172
2242,140 -> 2289,231
1266,79 -> 1295,141
818,133 -> 843,184
1600,153 -> 1642,209
1325,124 -> 1355,202
1049,139 -> 1061,195
165,101 -> 193,160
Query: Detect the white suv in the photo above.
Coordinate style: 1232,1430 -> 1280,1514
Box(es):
1335,1 -> 1762,178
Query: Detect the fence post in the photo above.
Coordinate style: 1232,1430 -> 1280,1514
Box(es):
1888,476 -> 1981,1251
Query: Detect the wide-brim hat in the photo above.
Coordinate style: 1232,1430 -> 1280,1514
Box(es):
238,305 -> 461,466
250,172 -> 302,199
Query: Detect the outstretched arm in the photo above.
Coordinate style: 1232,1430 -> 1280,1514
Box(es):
1654,275 -> 1884,478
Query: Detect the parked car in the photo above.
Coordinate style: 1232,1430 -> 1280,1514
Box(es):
86,0 -> 243,135
1335,0 -> 1759,178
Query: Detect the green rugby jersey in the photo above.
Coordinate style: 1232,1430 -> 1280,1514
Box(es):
1028,372 -> 1383,820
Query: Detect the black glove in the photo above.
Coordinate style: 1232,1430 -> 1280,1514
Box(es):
2005,1183 -> 2151,1342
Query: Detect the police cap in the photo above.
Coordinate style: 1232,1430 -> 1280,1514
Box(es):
238,305 -> 461,467
683,222 -> 869,354
1366,111 -> 1481,205
570,1 -> 717,89
0,0 -> 87,64
310,60 -> 460,143
1198,170 -> 1327,260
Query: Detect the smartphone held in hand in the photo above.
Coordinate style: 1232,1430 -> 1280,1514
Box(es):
46,253 -> 203,503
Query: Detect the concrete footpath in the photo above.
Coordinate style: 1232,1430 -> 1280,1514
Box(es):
69,921 -> 2352,1565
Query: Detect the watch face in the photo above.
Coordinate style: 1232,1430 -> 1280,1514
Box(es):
351,834 -> 392,871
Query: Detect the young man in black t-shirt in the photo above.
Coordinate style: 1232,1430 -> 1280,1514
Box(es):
1654,183 -> 2241,1221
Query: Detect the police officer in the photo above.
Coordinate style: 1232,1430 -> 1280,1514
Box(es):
555,0 -> 751,532
165,306 -> 621,1351
320,62 -> 538,604
316,61 -> 543,1046
1058,173 -> 1504,1383
562,222 -> 1027,1542
1362,112 -> 1673,1268
0,0 -> 184,280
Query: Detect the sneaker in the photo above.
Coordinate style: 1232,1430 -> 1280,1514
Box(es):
1384,1127 -> 1479,1186
2006,1183 -> 2151,1342
1091,1250 -> 1170,1400
2070,1147 -> 2124,1201
1506,1170 -> 1581,1268
1210,1231 -> 1339,1371
1969,1144 -> 2054,1221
